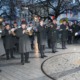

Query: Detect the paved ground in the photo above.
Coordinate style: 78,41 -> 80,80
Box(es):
0,43 -> 80,80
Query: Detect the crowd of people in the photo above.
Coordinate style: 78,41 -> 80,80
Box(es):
0,18 -> 80,72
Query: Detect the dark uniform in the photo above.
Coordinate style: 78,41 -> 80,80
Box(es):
2,29 -> 14,60
12,27 -> 19,53
60,24 -> 67,49
50,23 -> 57,53
16,28 -> 31,65
28,26 -> 34,50
37,25 -> 46,58
46,22 -> 52,48
67,26 -> 73,44
72,23 -> 80,43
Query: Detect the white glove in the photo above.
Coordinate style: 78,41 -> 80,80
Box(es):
75,32 -> 78,36
60,29 -> 62,31
11,28 -> 15,32
23,30 -> 26,34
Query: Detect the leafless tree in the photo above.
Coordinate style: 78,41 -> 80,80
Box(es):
22,0 -> 80,19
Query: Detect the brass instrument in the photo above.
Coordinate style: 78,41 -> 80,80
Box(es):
25,27 -> 33,36
9,28 -> 17,36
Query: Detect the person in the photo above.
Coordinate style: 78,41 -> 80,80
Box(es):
16,21 -> 31,65
50,19 -> 58,53
46,20 -> 52,48
67,22 -> 73,44
36,19 -> 47,58
60,20 -> 68,49
2,24 -> 15,60
28,22 -> 34,50
72,21 -> 80,43
12,22 -> 19,53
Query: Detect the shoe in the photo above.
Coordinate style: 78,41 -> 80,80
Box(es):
62,48 -> 67,49
11,56 -> 15,59
52,51 -> 55,53
0,70 -> 1,72
6,57 -> 10,60
21,62 -> 24,65
25,61 -> 30,63
41,56 -> 44,58
62,48 -> 65,49
55,51 -> 58,52
43,55 -> 47,57
64,47 -> 67,49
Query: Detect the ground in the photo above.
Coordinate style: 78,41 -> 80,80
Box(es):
0,43 -> 80,80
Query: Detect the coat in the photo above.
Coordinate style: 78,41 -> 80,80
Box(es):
47,27 -> 51,40
16,28 -> 31,53
60,24 -> 68,41
68,26 -> 73,37
1,29 -> 14,50
50,23 -> 57,42
72,24 -> 80,36
37,25 -> 47,46
0,38 -> 5,56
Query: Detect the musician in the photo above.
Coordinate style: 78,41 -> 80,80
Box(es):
50,19 -> 58,53
12,22 -> 19,53
2,23 -> 15,60
36,19 -> 47,58
72,21 -> 80,43
60,20 -> 68,49
46,20 -> 52,48
16,21 -> 31,65
28,22 -> 34,50
67,22 -> 73,44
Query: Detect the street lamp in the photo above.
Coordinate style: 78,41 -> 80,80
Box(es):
0,17 -> 3,23
0,17 -> 3,29
0,17 -> 3,38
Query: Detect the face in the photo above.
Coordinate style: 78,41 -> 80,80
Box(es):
14,23 -> 17,27
53,20 -> 56,24
6,25 -> 10,30
30,23 -> 33,26
21,24 -> 27,29
40,20 -> 44,26
74,21 -> 77,24
63,21 -> 66,25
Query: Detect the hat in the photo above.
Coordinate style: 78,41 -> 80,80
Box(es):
14,21 -> 17,24
21,21 -> 27,25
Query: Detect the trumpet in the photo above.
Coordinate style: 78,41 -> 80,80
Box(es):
9,28 -> 17,36
25,27 -> 33,36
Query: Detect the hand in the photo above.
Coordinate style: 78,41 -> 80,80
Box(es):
75,32 -> 78,36
66,27 -> 68,30
9,30 -> 11,34
11,28 -> 15,32
69,29 -> 72,31
60,29 -> 62,31
23,30 -> 26,34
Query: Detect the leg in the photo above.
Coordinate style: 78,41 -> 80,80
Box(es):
21,53 -> 25,65
48,39 -> 51,48
10,48 -> 15,59
52,42 -> 57,53
43,45 -> 47,57
25,52 -> 30,63
62,41 -> 64,49
5,49 -> 10,60
64,41 -> 66,49
62,41 -> 66,49
39,45 -> 44,58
